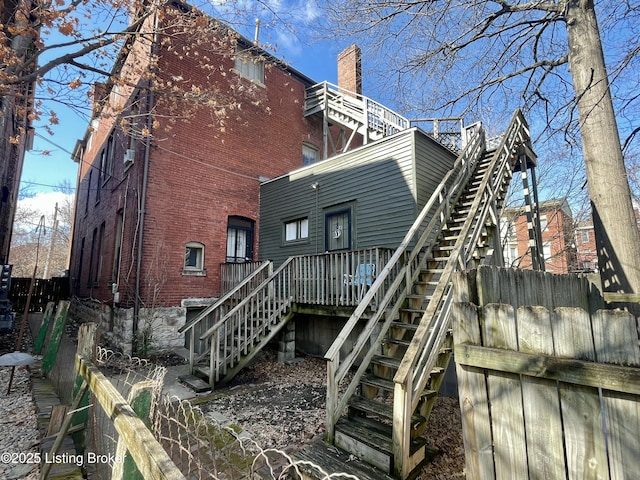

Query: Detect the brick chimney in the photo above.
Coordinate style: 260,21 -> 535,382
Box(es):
337,45 -> 362,96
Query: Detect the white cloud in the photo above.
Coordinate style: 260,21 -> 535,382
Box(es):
19,191 -> 73,216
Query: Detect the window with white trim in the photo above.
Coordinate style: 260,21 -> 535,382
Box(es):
540,215 -> 548,231
184,242 -> 205,273
285,218 -> 309,242
580,230 -> 589,243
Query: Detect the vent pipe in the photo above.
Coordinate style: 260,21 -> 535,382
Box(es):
254,19 -> 261,45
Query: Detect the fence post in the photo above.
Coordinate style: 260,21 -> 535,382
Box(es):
33,301 -> 55,354
42,300 -> 70,374
71,322 -> 98,449
112,381 -> 155,480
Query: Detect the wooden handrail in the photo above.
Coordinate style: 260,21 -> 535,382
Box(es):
324,117 -> 488,443
199,257 -> 294,340
178,260 -> 272,334
395,109 -> 529,402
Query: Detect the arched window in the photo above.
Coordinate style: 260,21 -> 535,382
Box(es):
184,242 -> 205,273
226,216 -> 254,263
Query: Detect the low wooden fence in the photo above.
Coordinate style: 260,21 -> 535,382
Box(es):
452,266 -> 640,480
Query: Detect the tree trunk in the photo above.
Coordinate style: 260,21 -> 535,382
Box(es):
566,0 -> 640,294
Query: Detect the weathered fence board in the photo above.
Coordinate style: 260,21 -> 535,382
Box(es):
483,304 -> 528,480
453,266 -> 640,480
592,309 -> 640,480
452,302 -> 494,480
553,307 -> 609,480
517,306 -> 566,480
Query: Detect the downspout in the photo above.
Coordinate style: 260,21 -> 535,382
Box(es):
133,13 -> 159,354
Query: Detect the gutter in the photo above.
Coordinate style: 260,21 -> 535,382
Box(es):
133,12 -> 159,355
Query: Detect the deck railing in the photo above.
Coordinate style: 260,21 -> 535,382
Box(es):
220,261 -> 265,297
290,247 -> 395,307
179,261 -> 273,368
305,82 -> 410,141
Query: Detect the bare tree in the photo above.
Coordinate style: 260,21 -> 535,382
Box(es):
9,183 -> 73,277
323,0 -> 640,294
1,0 -> 303,142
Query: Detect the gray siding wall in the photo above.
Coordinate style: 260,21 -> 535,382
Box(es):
259,129 -> 457,266
414,133 -> 459,208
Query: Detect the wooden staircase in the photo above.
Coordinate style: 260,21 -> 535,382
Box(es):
304,82 -> 410,154
318,110 -> 536,479
179,259 -> 295,388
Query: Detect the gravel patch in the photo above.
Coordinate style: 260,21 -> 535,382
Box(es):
0,365 -> 40,480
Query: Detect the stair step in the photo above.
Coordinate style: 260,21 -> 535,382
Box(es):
361,375 -> 438,400
361,374 -> 395,391
390,321 -> 419,331
371,355 -> 401,369
334,417 -> 393,472
334,416 -> 428,474
347,396 -> 426,429
293,439 -> 395,480
384,337 -> 411,347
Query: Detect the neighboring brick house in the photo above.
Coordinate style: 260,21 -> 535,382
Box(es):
68,2 -> 366,353
0,0 -> 36,264
501,198 -> 578,274
575,207 -> 640,273
574,220 -> 597,272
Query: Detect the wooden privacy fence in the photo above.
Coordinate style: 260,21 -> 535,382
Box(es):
452,266 -> 640,480
10,276 -> 69,312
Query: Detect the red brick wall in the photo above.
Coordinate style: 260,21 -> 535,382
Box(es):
337,44 -> 362,95
70,10 -> 324,307
514,207 -> 576,274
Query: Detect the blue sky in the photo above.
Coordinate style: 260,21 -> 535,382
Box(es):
20,10 -> 344,196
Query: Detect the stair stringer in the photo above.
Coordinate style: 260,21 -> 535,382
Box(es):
323,110 -> 535,479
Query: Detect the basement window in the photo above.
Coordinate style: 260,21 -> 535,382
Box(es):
183,242 -> 205,275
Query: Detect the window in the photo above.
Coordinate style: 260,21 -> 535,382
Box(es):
85,171 -> 92,214
104,132 -> 115,180
543,242 -> 552,262
76,237 -> 85,288
226,216 -> 254,263
88,224 -> 104,286
325,208 -> 352,251
125,91 -> 143,164
235,49 -> 265,84
302,144 -> 319,166
540,215 -> 548,232
285,218 -> 309,242
112,211 -> 124,283
580,230 -> 589,243
184,242 -> 205,273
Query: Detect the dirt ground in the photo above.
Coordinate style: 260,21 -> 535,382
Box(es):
198,349 -> 465,479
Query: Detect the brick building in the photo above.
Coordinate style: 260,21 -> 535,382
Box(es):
574,207 -> 640,273
0,0 -> 37,264
68,3 -> 365,352
501,198 -> 578,274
